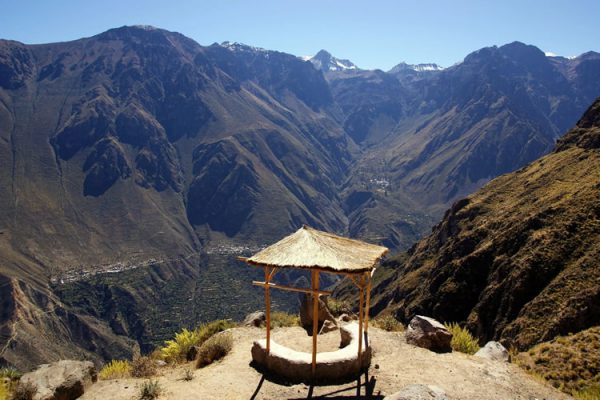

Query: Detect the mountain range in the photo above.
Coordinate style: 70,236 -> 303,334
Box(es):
369,97 -> 600,352
1,25 -> 599,369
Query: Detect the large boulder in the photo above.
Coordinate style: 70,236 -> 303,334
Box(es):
475,341 -> 510,362
384,384 -> 448,400
242,311 -> 265,327
299,294 -> 337,335
405,315 -> 452,353
18,360 -> 97,400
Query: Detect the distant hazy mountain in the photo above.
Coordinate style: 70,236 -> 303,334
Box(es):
369,97 -> 600,350
330,42 -> 600,247
306,49 -> 359,72
1,27 -> 599,369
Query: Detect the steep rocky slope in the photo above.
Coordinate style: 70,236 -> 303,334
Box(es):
371,98 -> 600,350
0,26 -> 353,369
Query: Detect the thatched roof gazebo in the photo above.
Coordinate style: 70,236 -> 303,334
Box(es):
240,225 -> 388,381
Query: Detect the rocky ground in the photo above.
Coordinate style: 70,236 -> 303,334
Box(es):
80,326 -> 571,400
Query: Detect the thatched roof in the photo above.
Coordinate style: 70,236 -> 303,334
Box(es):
244,225 -> 388,273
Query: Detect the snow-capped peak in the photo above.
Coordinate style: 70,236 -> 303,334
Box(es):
389,62 -> 444,74
220,41 -> 267,53
305,50 -> 359,72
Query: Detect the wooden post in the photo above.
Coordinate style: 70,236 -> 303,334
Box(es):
357,276 -> 364,365
265,266 -> 271,353
364,272 -> 371,347
311,270 -> 320,375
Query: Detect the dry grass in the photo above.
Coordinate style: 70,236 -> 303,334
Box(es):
131,356 -> 157,378
515,326 -> 600,396
99,360 -> 132,380
195,332 -> 233,368
138,380 -> 162,400
372,314 -> 404,332
182,369 -> 194,381
10,380 -> 36,400
574,386 -> 600,400
445,323 -> 480,355
327,298 -> 352,317
270,311 -> 299,328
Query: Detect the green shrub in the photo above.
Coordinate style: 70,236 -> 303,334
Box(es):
160,328 -> 201,364
98,360 -> 132,380
0,367 -> 21,381
138,380 -> 162,400
327,298 -> 352,317
131,356 -> 157,378
196,320 -> 237,344
372,314 -> 404,332
445,322 -> 480,355
160,319 -> 237,364
270,312 -> 299,328
195,332 -> 233,368
0,379 -> 8,400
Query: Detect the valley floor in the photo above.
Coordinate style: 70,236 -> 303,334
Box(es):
81,326 -> 570,399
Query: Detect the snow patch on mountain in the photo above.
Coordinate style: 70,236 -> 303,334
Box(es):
305,50 -> 359,72
388,62 -> 445,74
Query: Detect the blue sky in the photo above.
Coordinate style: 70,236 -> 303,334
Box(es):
1,0 -> 599,70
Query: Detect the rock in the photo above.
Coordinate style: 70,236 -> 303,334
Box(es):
475,341 -> 510,362
243,311 -> 265,327
319,319 -> 338,334
338,313 -> 353,322
18,360 -> 97,400
154,360 -> 167,367
299,294 -> 336,335
405,315 -> 452,353
384,384 -> 448,400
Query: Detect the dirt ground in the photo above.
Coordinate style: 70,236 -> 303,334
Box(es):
81,326 -> 571,400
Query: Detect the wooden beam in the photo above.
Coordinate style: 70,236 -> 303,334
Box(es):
311,270 -> 320,375
252,281 -> 332,296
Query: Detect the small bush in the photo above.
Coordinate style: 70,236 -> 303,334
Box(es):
182,369 -> 194,381
372,314 -> 404,332
196,320 -> 237,344
160,320 -> 237,364
0,380 -> 8,400
10,380 -> 36,400
445,322 -> 480,355
195,332 -> 233,368
0,367 -> 21,381
327,298 -> 352,317
131,356 -> 157,378
138,380 -> 162,400
160,328 -> 201,364
270,312 -> 299,328
98,360 -> 132,380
